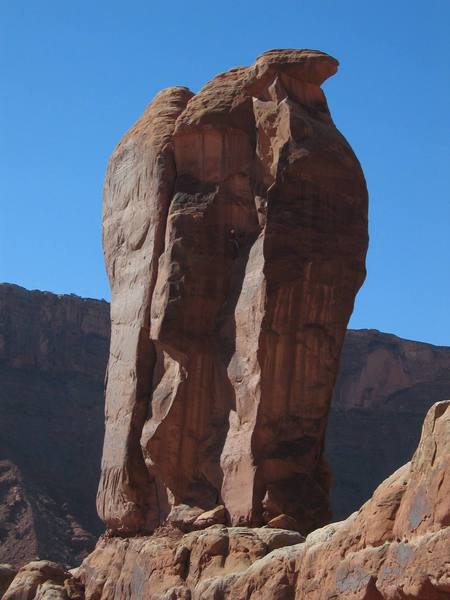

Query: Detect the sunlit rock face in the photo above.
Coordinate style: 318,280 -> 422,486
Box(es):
97,48 -> 369,536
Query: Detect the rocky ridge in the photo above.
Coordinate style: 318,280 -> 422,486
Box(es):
4,400 -> 449,599
77,398 -> 450,599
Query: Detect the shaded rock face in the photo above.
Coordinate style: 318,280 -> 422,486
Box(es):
0,284 -> 108,379
328,329 -> 450,519
98,48 -> 369,536
0,460 -> 38,567
0,283 -> 109,567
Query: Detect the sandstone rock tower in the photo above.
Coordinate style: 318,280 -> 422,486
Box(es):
97,49 -> 368,536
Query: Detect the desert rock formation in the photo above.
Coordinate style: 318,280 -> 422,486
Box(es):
74,400 -> 450,599
2,46 -> 449,600
2,300 -> 450,567
97,48 -> 369,537
5,400 -> 449,599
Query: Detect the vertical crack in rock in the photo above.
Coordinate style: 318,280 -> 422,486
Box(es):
99,49 -> 368,536
97,86 -> 194,533
247,50 -> 369,532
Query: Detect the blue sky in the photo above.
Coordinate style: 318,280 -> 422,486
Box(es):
1,1 -> 449,345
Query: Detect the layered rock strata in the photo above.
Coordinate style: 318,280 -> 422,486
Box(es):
0,283 -> 109,566
97,48 -> 368,536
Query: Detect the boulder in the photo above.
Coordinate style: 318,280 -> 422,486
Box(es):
3,561 -> 70,600
266,514 -> 299,531
193,505 -> 227,529
166,504 -> 204,531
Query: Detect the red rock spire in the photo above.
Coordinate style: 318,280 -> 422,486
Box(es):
97,49 -> 368,535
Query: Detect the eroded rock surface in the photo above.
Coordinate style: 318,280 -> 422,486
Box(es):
77,525 -> 304,599
3,48 -> 449,600
3,561 -> 77,600
212,400 -> 450,600
97,48 -> 369,536
78,401 -> 450,599
6,401 -> 447,599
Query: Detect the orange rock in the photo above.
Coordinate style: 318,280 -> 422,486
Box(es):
6,401 -> 448,599
69,402 -> 449,599
193,505 -> 227,529
98,48 -> 368,536
210,400 -> 450,599
96,86 -> 194,534
76,525 -> 303,599
167,504 -> 204,531
266,514 -> 299,531
3,561 -> 70,600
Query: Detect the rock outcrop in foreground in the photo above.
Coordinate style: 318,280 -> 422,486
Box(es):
5,400 -> 449,599
98,48 -> 368,537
